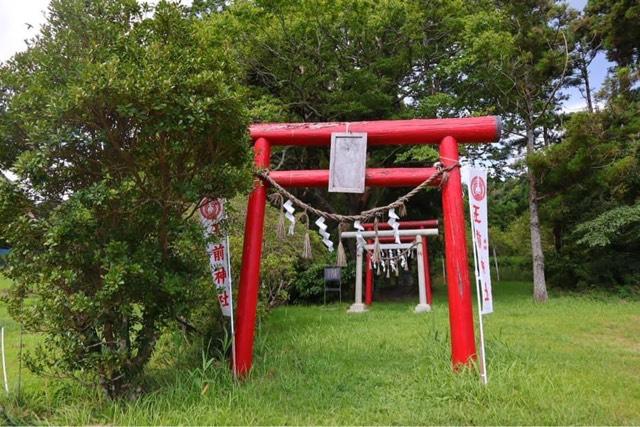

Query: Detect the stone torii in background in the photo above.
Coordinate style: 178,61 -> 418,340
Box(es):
362,220 -> 438,308
341,226 -> 438,313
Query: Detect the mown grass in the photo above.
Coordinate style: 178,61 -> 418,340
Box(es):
1,276 -> 639,425
0,276 -> 42,400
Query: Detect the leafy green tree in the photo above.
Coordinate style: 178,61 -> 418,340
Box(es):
584,0 -> 639,104
0,0 -> 251,397
206,0 -> 445,240
586,0 -> 640,67
221,0 -> 419,123
458,0 -> 574,301
532,83 -> 640,289
566,9 -> 603,113
525,0 -> 640,291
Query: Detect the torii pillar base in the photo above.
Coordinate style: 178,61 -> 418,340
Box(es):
348,247 -> 367,314
348,303 -> 368,313
415,303 -> 431,313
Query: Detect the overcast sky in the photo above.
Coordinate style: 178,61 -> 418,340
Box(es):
0,0 -> 613,113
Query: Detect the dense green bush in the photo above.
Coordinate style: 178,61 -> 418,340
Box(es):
225,196 -> 337,308
289,260 -> 356,304
0,0 -> 251,397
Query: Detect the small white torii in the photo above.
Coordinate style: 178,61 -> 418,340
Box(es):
340,228 -> 439,313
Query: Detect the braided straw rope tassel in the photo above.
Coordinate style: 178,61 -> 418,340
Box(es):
372,217 -> 382,264
269,193 -> 287,240
336,222 -> 347,267
398,202 -> 407,217
301,211 -> 312,259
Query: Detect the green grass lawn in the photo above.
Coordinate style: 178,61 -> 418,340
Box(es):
0,276 -> 42,401
1,277 -> 639,425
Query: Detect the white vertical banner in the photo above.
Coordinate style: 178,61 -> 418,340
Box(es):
462,167 -> 493,314
462,166 -> 492,385
199,197 -> 236,376
198,198 -> 233,317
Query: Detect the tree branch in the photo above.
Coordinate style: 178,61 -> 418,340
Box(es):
535,31 -> 570,124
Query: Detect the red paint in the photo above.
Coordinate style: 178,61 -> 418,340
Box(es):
234,137 -> 271,377
250,116 -> 501,146
365,251 -> 373,305
422,237 -> 433,305
269,168 -> 440,188
439,136 -> 477,367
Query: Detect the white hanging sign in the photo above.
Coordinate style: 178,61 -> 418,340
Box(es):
462,167 -> 493,315
328,132 -> 367,193
199,198 -> 233,317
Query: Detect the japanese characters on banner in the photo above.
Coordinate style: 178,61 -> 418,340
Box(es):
462,167 -> 494,315
199,198 -> 233,317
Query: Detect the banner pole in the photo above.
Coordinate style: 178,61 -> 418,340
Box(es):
493,245 -> 500,282
18,325 -> 22,399
471,236 -> 488,385
1,327 -> 8,393
463,169 -> 488,385
225,234 -> 237,379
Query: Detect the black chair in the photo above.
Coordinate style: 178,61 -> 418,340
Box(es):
323,266 -> 342,304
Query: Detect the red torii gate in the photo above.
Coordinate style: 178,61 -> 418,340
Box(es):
362,220 -> 438,306
235,116 -> 501,377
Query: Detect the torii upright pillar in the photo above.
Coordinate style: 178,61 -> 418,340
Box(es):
234,137 -> 270,375
421,237 -> 433,305
440,136 -> 476,366
365,252 -> 374,305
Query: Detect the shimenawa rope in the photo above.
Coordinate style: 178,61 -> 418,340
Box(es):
257,161 -> 459,223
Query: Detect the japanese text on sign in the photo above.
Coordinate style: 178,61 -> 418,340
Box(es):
199,198 -> 233,317
462,167 -> 493,315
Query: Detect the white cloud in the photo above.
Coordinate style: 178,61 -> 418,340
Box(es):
0,1 -> 193,64
562,99 -> 589,114
561,98 -> 607,114
0,0 -> 50,63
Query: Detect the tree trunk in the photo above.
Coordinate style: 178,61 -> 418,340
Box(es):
580,60 -> 594,113
553,224 -> 562,254
526,127 -> 548,302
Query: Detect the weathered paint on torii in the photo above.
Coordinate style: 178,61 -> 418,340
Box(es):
235,116 -> 502,377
